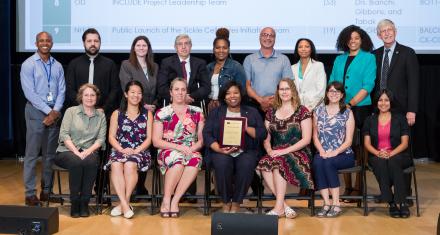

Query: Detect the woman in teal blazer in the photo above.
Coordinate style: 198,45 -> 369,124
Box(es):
329,25 -> 376,198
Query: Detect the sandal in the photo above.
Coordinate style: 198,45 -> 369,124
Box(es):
284,206 -> 298,219
316,205 -> 331,217
326,205 -> 342,217
170,211 -> 180,218
266,210 -> 285,218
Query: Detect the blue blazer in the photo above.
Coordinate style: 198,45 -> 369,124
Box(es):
329,50 -> 376,106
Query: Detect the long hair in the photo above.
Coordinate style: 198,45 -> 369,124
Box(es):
292,38 -> 317,63
324,81 -> 347,114
120,80 -> 144,114
128,35 -> 156,77
273,78 -> 301,111
336,25 -> 374,52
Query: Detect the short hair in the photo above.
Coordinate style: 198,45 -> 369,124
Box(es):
324,81 -> 347,114
218,81 -> 244,105
76,83 -> 101,105
373,89 -> 395,113
260,27 -> 276,37
82,28 -> 101,42
273,78 -> 300,110
336,25 -> 374,52
376,19 -> 396,34
35,31 -> 53,42
128,35 -> 156,76
174,34 -> 192,46
292,38 -> 318,63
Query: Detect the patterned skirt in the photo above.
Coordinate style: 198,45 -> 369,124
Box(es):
157,149 -> 202,175
257,150 -> 314,189
104,149 -> 151,172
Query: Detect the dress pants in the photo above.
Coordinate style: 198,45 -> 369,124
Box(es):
368,153 -> 412,203
23,103 -> 59,197
211,150 -> 258,203
313,152 -> 355,190
55,151 -> 99,202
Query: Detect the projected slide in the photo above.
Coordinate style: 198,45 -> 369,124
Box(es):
17,0 -> 440,53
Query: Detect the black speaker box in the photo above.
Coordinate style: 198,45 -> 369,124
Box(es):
211,212 -> 278,235
0,205 -> 59,235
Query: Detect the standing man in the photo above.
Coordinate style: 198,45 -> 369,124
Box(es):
243,27 -> 293,196
244,27 -> 293,112
373,19 -> 419,125
65,28 -> 120,117
157,34 -> 210,107
20,31 -> 66,206
373,19 -> 420,207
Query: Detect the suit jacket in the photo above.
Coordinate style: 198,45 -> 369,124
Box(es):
65,54 -> 120,117
157,55 -> 210,106
203,104 -> 267,166
291,59 -> 327,111
329,50 -> 376,106
119,60 -> 159,105
373,42 -> 419,113
362,112 -> 409,157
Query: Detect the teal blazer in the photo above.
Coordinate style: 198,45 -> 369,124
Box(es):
329,50 -> 376,106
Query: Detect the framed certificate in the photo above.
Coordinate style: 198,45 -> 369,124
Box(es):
220,117 -> 246,149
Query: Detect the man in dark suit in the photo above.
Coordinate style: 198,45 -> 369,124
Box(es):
65,28 -> 120,117
157,34 -> 210,107
373,19 -> 419,126
373,19 -> 419,207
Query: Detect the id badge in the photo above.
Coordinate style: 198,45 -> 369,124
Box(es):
47,92 -> 53,102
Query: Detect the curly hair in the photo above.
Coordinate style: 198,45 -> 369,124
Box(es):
336,25 -> 374,52
292,38 -> 318,63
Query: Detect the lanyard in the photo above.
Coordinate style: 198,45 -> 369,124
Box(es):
40,59 -> 52,89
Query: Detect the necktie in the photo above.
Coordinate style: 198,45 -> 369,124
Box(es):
181,61 -> 187,81
88,57 -> 94,84
380,48 -> 391,91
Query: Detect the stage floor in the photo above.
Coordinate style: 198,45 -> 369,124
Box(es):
0,159 -> 438,235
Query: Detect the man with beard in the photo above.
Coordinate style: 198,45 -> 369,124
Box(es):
20,32 -> 66,206
65,28 -> 120,117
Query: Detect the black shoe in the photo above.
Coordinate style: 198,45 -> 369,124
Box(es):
388,202 -> 400,218
70,200 -> 80,218
181,198 -> 198,204
400,203 -> 410,218
25,195 -> 42,207
79,200 -> 90,217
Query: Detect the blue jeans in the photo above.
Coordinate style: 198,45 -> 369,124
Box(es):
313,152 -> 355,190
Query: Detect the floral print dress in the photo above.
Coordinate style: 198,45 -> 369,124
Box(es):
257,106 -> 314,189
154,105 -> 204,174
104,108 -> 151,172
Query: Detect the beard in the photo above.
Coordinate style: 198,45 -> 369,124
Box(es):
85,46 -> 99,56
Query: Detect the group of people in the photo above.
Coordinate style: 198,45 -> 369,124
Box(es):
20,18 -> 418,220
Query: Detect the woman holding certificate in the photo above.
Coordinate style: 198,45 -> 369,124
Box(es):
153,78 -> 205,218
203,81 -> 266,213
257,78 -> 313,218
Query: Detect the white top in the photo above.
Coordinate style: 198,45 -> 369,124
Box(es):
209,74 -> 220,99
291,59 -> 327,111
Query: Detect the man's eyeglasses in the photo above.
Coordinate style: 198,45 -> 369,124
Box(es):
260,33 -> 275,39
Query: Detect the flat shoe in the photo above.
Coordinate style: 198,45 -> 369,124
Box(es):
123,206 -> 134,219
284,206 -> 297,219
316,205 -> 331,217
326,205 -> 342,217
266,210 -> 285,218
110,205 -> 122,217
170,211 -> 180,218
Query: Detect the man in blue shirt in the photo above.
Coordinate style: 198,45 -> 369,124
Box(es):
20,31 -> 66,206
244,27 -> 293,112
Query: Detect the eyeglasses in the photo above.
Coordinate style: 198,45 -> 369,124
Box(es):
260,33 -> 275,39
328,89 -> 341,94
278,87 -> 291,92
176,42 -> 191,47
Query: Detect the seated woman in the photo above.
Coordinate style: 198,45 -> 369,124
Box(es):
312,82 -> 355,217
105,81 -> 153,219
203,81 -> 266,213
257,78 -> 313,218
153,78 -> 205,218
206,28 -> 247,113
363,89 -> 412,218
55,84 -> 107,218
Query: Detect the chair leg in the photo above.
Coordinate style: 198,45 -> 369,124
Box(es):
203,169 -> 209,216
412,171 -> 420,217
257,171 -> 263,214
56,171 -> 63,206
363,167 -> 368,216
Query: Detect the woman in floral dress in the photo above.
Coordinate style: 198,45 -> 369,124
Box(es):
153,78 -> 205,218
106,81 -> 153,219
257,78 -> 313,218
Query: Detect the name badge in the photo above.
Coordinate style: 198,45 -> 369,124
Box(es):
47,92 -> 53,102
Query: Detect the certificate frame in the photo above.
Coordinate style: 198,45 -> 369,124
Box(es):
219,117 -> 246,149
